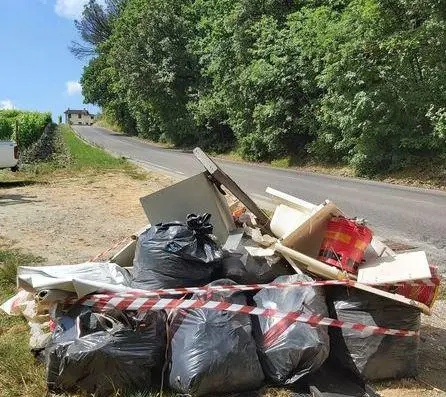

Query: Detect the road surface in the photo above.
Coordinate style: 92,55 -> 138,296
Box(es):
73,125 -> 446,272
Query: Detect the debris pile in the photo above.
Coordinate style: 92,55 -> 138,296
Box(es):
1,147 -> 441,396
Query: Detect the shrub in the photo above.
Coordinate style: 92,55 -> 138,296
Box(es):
0,110 -> 52,148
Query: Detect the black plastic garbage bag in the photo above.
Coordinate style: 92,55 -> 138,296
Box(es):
132,213 -> 223,290
220,235 -> 292,284
253,274 -> 330,385
48,311 -> 166,396
46,303 -> 92,389
169,279 -> 264,396
326,286 -> 420,380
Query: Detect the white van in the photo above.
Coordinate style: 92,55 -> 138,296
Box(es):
0,141 -> 19,171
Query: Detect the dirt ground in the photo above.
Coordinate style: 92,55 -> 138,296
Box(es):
0,171 -> 173,264
1,170 -> 445,396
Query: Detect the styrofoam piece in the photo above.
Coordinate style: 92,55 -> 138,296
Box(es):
357,251 -> 431,285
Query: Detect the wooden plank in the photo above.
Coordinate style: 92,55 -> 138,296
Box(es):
265,187 -> 317,212
357,251 -> 431,285
193,147 -> 271,231
274,242 -> 431,315
274,243 -> 353,280
351,282 -> 431,315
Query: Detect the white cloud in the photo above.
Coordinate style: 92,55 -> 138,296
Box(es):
0,99 -> 14,110
66,81 -> 83,96
55,0 -> 106,19
55,0 -> 88,19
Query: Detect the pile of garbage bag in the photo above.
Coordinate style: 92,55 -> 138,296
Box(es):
1,150 -> 440,397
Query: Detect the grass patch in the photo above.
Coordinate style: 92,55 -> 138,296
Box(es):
270,157 -> 292,168
0,125 -> 147,184
0,245 -> 46,397
60,125 -> 146,180
0,247 -> 44,302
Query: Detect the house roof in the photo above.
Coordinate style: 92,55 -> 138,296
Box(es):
64,109 -> 93,115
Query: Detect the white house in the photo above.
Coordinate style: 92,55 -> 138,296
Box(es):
64,109 -> 95,125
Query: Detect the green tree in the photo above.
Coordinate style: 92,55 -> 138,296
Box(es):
307,0 -> 446,174
108,0 -> 199,144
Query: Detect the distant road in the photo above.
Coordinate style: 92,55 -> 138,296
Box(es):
73,125 -> 446,272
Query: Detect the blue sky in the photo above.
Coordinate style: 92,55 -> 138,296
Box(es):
0,0 -> 99,119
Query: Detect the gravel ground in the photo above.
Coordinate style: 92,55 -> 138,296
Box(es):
0,171 -> 172,264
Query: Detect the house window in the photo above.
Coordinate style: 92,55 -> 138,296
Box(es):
68,114 -> 71,119
78,114 -> 81,119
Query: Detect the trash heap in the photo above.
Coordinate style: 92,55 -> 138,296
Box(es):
1,148 -> 441,397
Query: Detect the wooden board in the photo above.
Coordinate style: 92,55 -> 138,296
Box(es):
193,147 -> 271,232
358,250 -> 431,285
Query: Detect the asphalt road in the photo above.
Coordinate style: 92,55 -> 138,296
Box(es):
73,125 -> 446,272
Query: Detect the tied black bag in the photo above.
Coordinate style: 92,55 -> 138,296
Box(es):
48,311 -> 167,397
253,274 -> 330,385
168,279 -> 265,396
131,213 -> 223,290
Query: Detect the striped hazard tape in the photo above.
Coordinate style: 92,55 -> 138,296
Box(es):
77,278 -> 436,301
81,279 -> 351,299
78,294 -> 420,337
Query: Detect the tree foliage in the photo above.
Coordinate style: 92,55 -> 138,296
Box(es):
77,0 -> 446,175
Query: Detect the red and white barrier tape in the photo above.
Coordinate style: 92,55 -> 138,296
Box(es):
79,295 -> 419,337
84,280 -> 351,299
79,278 -> 437,301
89,236 -> 130,262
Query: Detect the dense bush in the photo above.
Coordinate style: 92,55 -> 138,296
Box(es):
0,110 -> 52,148
77,0 -> 446,176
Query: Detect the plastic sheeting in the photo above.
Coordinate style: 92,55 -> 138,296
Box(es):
220,235 -> 291,284
169,279 -> 264,396
327,286 -> 420,380
17,262 -> 131,292
132,214 -> 223,290
253,274 -> 330,385
47,310 -> 167,396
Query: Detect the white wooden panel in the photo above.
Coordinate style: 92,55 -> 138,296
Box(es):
358,251 -> 431,284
